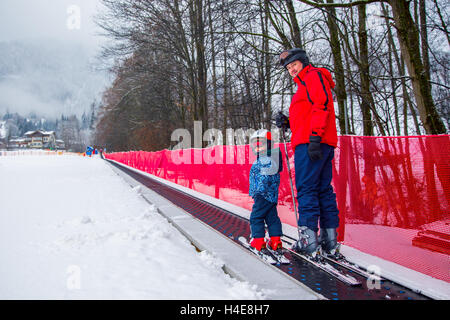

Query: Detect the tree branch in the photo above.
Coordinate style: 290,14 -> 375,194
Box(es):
296,0 -> 385,8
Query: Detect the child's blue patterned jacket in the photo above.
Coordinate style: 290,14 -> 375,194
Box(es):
249,148 -> 283,204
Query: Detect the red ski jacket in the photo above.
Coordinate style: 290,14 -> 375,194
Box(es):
289,65 -> 338,149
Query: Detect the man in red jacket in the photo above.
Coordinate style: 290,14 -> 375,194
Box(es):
276,48 -> 340,257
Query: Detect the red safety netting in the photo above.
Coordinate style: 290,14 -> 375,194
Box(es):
105,135 -> 450,282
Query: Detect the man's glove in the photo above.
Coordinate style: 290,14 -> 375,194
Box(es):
308,135 -> 322,161
275,112 -> 290,130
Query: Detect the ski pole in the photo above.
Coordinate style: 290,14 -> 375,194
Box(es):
279,124 -> 301,240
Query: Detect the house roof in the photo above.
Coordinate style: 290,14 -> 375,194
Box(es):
24,130 -> 55,137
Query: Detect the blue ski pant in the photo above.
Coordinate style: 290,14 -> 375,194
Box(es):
250,195 -> 283,238
294,144 -> 339,232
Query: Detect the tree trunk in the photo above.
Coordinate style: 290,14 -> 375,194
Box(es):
419,0 -> 430,81
208,0 -> 219,130
326,0 -> 348,134
263,0 -> 272,129
382,2 -> 421,135
358,4 -> 374,136
194,0 -> 208,133
188,1 -> 199,123
387,29 -> 401,136
286,0 -> 303,48
388,0 -> 447,134
432,0 -> 450,47
222,7 -> 229,138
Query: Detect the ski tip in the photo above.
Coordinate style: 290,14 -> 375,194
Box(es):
350,280 -> 363,287
238,236 -> 249,245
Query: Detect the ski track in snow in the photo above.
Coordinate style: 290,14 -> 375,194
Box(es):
0,154 -> 267,299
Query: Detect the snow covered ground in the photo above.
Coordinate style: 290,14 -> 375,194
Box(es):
0,153 -> 267,299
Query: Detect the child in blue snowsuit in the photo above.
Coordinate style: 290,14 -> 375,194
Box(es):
248,129 -> 284,253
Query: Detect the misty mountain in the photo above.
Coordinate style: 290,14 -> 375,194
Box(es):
0,39 -> 110,119
1,112 -> 58,139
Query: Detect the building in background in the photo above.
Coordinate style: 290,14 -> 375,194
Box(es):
6,130 -> 65,150
24,130 -> 56,149
55,139 -> 66,150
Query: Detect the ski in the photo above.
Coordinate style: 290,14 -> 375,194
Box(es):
283,245 -> 362,287
320,249 -> 378,280
237,236 -> 278,265
266,246 -> 291,264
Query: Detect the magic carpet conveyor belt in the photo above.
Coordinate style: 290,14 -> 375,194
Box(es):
107,160 -> 430,301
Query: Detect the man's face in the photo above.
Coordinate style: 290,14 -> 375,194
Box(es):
286,60 -> 303,78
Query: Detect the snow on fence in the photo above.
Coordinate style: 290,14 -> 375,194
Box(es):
105,135 -> 450,282
0,150 -> 83,157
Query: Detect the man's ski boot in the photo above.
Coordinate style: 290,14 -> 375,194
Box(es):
319,228 -> 341,257
250,238 -> 277,264
267,236 -> 290,264
291,227 -> 320,258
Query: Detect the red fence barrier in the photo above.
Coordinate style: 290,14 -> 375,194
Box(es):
105,135 -> 450,282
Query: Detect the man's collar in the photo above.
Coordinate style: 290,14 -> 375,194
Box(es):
293,64 -> 311,84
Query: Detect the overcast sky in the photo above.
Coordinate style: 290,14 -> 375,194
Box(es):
0,0 -> 111,119
0,0 -> 106,51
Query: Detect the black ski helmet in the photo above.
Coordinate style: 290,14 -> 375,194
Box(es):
279,48 -> 309,68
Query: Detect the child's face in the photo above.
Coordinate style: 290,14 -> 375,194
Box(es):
251,138 -> 267,154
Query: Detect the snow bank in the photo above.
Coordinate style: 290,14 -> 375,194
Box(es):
0,155 -> 266,299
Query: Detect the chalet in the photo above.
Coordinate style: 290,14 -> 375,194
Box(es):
8,138 -> 28,149
24,130 -> 56,149
5,130 -> 65,150
55,139 -> 65,150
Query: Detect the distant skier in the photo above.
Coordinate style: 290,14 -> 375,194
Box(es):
276,48 -> 340,257
86,146 -> 93,157
247,129 -> 288,264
